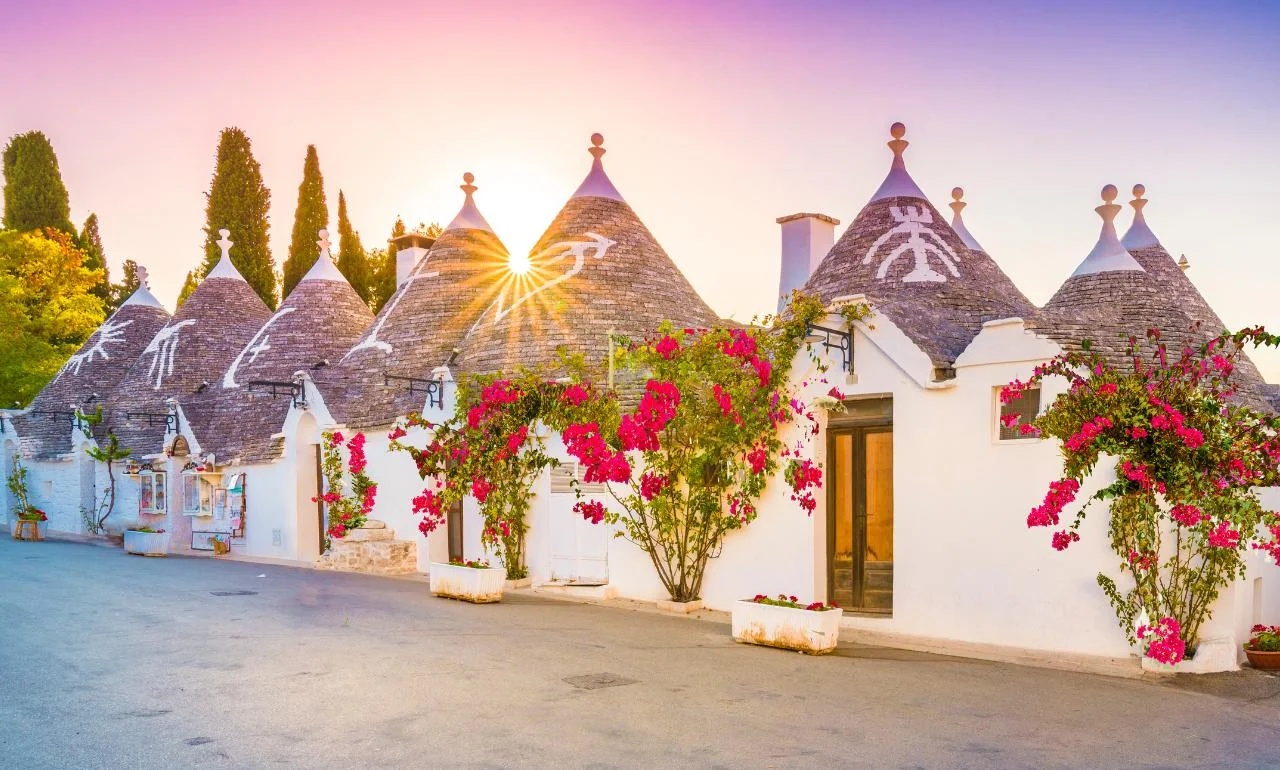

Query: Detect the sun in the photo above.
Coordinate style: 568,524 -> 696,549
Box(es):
508,252 -> 532,275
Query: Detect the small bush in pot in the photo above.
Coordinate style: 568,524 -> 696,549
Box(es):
1245,625 -> 1280,671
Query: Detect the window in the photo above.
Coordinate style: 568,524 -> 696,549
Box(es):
183,475 -> 200,512
997,386 -> 1041,441
181,475 -> 212,515
139,472 -> 167,513
550,463 -> 608,494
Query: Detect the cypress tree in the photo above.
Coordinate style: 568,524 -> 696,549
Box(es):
176,270 -> 199,309
281,144 -> 327,298
200,127 -> 275,308
79,213 -> 113,308
335,190 -> 369,302
2,131 -> 75,235
112,259 -> 141,306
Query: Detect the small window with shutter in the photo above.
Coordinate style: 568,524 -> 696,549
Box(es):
550,462 -> 608,494
997,386 -> 1041,441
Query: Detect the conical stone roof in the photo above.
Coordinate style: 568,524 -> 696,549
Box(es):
208,231 -> 375,463
1036,185 -> 1205,369
1116,185 -> 1270,406
456,134 -> 719,376
14,280 -> 171,459
802,123 -> 1034,376
106,230 -> 272,456
330,175 -> 511,428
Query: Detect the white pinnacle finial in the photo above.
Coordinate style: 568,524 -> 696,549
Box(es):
206,227 -> 247,280
445,172 -> 494,233
869,121 -> 927,203
948,187 -> 984,252
300,227 -> 348,283
119,264 -> 165,310
136,265 -> 150,289
1070,184 -> 1144,277
571,132 -> 625,202
1121,182 -> 1160,250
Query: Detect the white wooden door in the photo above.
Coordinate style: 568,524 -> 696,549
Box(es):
548,463 -> 609,585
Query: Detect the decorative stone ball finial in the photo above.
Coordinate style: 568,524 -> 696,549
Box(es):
887,122 -> 909,159
1132,183 -> 1146,200
461,172 -> 477,195
951,187 -> 965,202
216,228 -> 233,259
589,133 -> 606,160
1096,184 -> 1122,225
317,228 -> 331,258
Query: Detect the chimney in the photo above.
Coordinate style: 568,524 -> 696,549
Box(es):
775,213 -> 839,312
391,232 -> 435,288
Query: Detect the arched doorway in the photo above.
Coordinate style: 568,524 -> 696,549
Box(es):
294,413 -> 323,562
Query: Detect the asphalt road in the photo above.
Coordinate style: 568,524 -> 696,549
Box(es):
3,535 -> 1280,769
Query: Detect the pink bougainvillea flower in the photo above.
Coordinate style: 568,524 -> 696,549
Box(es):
1208,521 -> 1241,549
654,334 -> 680,360
575,500 -> 606,525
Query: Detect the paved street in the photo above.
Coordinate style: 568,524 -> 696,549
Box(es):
3,536 -> 1279,769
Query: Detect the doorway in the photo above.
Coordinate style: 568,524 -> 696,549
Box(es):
828,399 -> 893,613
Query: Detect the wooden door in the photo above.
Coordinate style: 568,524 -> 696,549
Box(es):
829,425 -> 894,613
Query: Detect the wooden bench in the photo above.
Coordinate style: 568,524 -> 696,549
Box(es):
13,520 -> 42,541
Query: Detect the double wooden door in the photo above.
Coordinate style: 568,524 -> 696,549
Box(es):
829,424 -> 894,613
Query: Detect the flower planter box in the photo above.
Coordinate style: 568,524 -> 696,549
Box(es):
123,530 -> 171,557
11,520 -> 48,539
429,562 -> 506,603
731,600 -> 843,655
1245,649 -> 1280,671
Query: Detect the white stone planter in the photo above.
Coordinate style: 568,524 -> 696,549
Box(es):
123,530 -> 171,557
731,600 -> 844,655
429,562 -> 506,604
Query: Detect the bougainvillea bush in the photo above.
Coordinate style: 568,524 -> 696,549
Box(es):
390,373 -> 610,580
313,431 -> 377,544
391,292 -> 861,600
1003,327 -> 1280,664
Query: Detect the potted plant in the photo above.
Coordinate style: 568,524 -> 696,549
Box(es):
731,594 -> 843,654
123,526 -> 170,556
13,507 -> 49,539
429,558 -> 507,603
1245,625 -> 1280,671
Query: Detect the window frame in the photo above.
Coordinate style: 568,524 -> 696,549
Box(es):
139,471 -> 168,514
993,385 -> 1042,444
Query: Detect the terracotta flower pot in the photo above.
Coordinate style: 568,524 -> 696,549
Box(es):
1245,649 -> 1280,671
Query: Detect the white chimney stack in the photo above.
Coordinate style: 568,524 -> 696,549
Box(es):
775,213 -> 839,312
391,232 -> 434,289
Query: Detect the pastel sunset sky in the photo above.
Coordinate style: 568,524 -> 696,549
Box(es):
2,0 -> 1277,379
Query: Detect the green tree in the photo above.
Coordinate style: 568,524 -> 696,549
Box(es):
0,229 -> 105,406
281,144 -> 327,298
2,131 -> 74,235
78,213 -> 113,308
200,128 -> 275,308
111,259 -> 142,307
369,216 -> 407,313
176,269 -> 199,309
335,190 -> 368,301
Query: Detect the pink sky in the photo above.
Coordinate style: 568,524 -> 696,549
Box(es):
2,0 -> 1277,379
